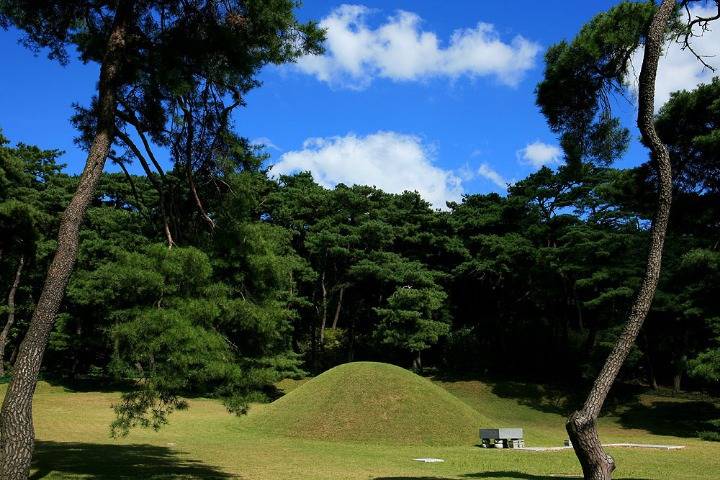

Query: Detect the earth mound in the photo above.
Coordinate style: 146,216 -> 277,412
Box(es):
245,361 -> 487,445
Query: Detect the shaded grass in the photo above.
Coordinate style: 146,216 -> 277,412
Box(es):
437,376 -> 720,445
373,475 -> 653,480
617,399 -> 720,438
31,441 -> 235,479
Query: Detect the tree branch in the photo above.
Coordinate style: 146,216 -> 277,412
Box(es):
115,130 -> 175,248
678,0 -> 719,71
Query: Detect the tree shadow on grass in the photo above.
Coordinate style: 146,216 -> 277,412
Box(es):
488,381 -> 648,418
429,370 -> 581,417
31,441 -> 238,479
39,374 -> 134,394
617,399 -> 720,438
373,474 -> 557,480
463,474 -> 650,480
488,382 -> 580,416
374,474 -> 651,480
464,473 -> 568,479
439,372 -> 667,423
373,477 -> 456,480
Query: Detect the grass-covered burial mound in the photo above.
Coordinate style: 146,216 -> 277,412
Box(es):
245,362 -> 488,445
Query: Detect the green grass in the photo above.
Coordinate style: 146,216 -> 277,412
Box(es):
246,362 -> 489,445
1,364 -> 719,479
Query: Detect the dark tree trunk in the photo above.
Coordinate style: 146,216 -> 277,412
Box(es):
412,351 -> 422,372
7,346 -> 17,368
347,316 -> 355,362
319,271 -> 327,343
311,306 -> 319,373
672,329 -> 688,394
672,371 -> 682,394
566,1 -> 675,478
70,321 -> 83,379
650,369 -> 659,391
0,4 -> 131,478
573,283 -> 584,330
672,352 -> 686,395
583,326 -> 598,355
331,286 -> 344,330
0,255 -> 24,377
642,334 -> 658,390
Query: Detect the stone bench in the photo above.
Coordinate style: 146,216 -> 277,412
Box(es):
479,428 -> 525,448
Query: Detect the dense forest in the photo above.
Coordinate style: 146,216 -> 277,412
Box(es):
2,77 -> 719,430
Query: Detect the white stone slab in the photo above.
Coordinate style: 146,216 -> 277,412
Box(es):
479,428 -> 524,439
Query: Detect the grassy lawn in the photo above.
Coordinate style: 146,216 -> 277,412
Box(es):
1,367 -> 719,480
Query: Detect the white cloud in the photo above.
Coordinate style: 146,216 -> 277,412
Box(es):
477,163 -> 509,189
250,137 -> 281,151
627,5 -> 719,110
296,4 -> 541,89
270,131 -> 463,209
517,141 -> 562,168
458,163 -> 476,182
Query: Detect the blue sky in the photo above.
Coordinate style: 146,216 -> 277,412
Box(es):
1,1 -> 717,208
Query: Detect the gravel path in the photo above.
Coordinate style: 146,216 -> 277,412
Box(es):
517,443 -> 685,452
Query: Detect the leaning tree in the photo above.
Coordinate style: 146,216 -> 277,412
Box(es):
537,0 -> 718,478
0,1 -> 322,478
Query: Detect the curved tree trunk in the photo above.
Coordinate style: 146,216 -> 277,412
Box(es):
0,255 -> 24,377
566,1 -> 675,478
0,4 -> 132,478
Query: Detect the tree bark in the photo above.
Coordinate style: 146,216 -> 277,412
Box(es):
347,316 -> 355,362
573,282 -> 584,330
672,329 -> 688,394
672,371 -> 682,394
566,1 -> 675,478
412,350 -> 422,372
583,326 -> 598,356
0,255 -> 24,377
0,4 -> 132,478
70,321 -> 83,379
319,271 -> 327,343
7,346 -> 17,368
331,285 -> 344,330
642,333 -> 658,390
672,353 -> 686,394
